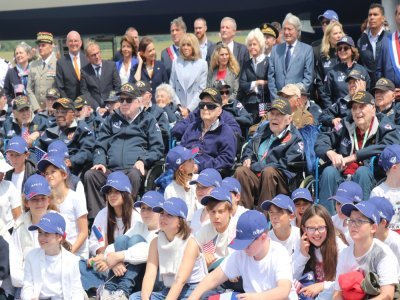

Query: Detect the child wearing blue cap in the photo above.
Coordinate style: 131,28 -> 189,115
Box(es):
188,210 -> 296,299
98,191 -> 162,299
21,212 -> 85,299
371,144 -> 400,232
131,197 -> 209,300
334,201 -> 399,300
291,188 -> 313,228
38,154 -> 89,258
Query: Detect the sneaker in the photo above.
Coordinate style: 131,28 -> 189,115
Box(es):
111,289 -> 128,300
99,288 -> 113,300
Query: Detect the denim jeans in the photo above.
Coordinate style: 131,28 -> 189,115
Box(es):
104,235 -> 147,297
129,282 -> 199,300
79,259 -> 107,291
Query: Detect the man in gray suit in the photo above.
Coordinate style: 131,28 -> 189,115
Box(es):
268,13 -> 314,100
194,17 -> 214,60
161,16 -> 186,79
56,31 -> 89,100
80,41 -> 121,114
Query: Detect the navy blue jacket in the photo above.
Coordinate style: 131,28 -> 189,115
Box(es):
93,109 -> 164,170
37,120 -> 95,173
379,102 -> 400,126
172,108 -> 241,140
242,123 -> 304,179
222,99 -> 253,128
3,67 -> 28,102
315,49 -> 339,104
180,119 -> 237,171
163,102 -> 180,124
238,57 -> 269,104
318,96 -> 351,127
315,113 -> 399,164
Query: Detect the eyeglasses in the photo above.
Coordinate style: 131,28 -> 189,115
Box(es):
199,102 -> 219,110
337,46 -> 350,52
304,226 -> 327,234
119,97 -> 134,104
220,90 -> 230,96
54,109 -> 73,115
346,218 -> 372,227
321,20 -> 330,26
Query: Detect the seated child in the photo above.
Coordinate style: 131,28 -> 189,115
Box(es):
291,188 -> 313,227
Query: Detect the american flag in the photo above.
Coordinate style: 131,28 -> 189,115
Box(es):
202,235 -> 218,254
34,147 -> 47,162
259,102 -> 271,117
22,126 -> 30,141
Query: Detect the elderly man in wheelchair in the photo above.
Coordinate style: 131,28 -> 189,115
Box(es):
315,90 -> 400,215
234,98 -> 304,209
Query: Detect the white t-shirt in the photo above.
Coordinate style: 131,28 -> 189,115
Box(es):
384,230 -> 400,267
57,189 -> 88,259
268,226 -> 300,257
118,61 -> 131,85
332,214 -> 353,244
190,207 -> 210,234
40,253 -> 63,299
335,238 -> 400,291
371,183 -> 400,230
232,205 -> 248,219
0,180 -> 21,229
11,171 -> 25,193
220,240 -> 297,299
164,180 -> 197,221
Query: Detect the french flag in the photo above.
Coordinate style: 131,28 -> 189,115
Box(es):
92,225 -> 105,247
208,292 -> 239,300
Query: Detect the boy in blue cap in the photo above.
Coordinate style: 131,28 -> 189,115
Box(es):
334,202 -> 399,300
188,210 -> 296,299
371,144 -> 400,232
291,188 -> 314,228
261,194 -> 300,257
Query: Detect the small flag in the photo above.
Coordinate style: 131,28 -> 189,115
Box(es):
92,225 -> 105,247
258,102 -> 271,117
208,292 -> 239,300
22,126 -> 30,141
202,235 -> 218,254
34,147 -> 47,162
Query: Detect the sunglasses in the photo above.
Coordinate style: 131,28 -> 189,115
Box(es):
337,46 -> 350,52
220,90 -> 230,95
321,20 -> 330,26
119,97 -> 134,104
199,102 -> 219,110
75,107 -> 83,112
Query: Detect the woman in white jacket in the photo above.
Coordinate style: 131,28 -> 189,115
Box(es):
21,212 -> 84,300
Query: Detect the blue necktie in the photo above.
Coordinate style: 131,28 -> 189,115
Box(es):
285,45 -> 292,71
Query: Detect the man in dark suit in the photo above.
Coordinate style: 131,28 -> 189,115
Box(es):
161,16 -> 186,79
80,41 -> 121,114
206,17 -> 249,68
56,31 -> 89,100
194,17 -> 214,60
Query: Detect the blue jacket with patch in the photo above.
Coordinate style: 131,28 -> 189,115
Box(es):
222,99 -> 253,128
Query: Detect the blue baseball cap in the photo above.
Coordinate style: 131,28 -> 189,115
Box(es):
29,212 -> 66,236
368,197 -> 395,223
134,191 -> 164,209
189,168 -> 222,187
100,171 -> 132,194
201,186 -> 232,206
291,188 -> 313,203
341,201 -> 380,224
229,210 -> 268,250
260,194 -> 295,214
37,155 -> 68,173
6,136 -> 28,154
166,146 -> 198,172
48,140 -> 69,158
337,35 -> 355,48
153,197 -> 188,219
221,177 -> 241,194
379,144 -> 400,172
23,174 -> 51,200
318,10 -> 339,22
328,181 -> 363,204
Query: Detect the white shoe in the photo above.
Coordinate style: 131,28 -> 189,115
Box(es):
100,288 -> 113,300
111,289 -> 128,300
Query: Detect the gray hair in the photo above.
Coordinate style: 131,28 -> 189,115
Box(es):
283,13 -> 302,37
155,83 -> 176,101
171,16 -> 187,32
15,42 -> 32,55
221,17 -> 237,31
245,28 -> 266,54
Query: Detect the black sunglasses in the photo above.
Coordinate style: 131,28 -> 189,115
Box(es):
337,46 -> 350,52
199,102 -> 219,110
75,107 -> 83,112
119,97 -> 134,104
321,20 -> 330,26
220,90 -> 230,95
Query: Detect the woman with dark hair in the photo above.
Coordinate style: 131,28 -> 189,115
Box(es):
293,204 -> 346,299
116,35 -> 138,84
320,35 -> 370,108
207,44 -> 240,99
132,36 -> 168,101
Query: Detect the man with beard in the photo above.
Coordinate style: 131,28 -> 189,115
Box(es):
194,18 -> 214,60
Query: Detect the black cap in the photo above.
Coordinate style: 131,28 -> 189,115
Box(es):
372,78 -> 395,92
117,83 -> 141,98
74,96 -> 89,109
52,98 -> 75,110
259,23 -> 279,38
215,80 -> 231,90
348,91 -> 375,108
13,96 -> 31,111
199,87 -> 222,105
46,88 -> 60,99
135,80 -> 151,94
337,35 -> 355,48
268,98 -> 292,115
345,69 -> 366,82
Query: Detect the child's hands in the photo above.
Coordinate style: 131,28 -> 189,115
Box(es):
112,262 -> 127,277
300,232 -> 310,257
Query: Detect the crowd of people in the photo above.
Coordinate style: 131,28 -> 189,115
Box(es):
0,3 -> 400,300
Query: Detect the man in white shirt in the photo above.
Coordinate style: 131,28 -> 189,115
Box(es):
194,18 -> 214,60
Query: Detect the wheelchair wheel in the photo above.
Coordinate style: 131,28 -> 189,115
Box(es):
144,162 -> 165,192
300,175 -> 316,199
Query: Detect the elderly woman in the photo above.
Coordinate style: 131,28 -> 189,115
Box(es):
321,35 -> 370,108
155,83 -> 179,123
207,44 -> 240,99
180,87 -> 237,172
315,22 -> 344,107
115,34 -> 138,84
4,42 -> 31,102
132,36 -> 168,100
238,28 -> 269,122
169,33 -> 208,117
